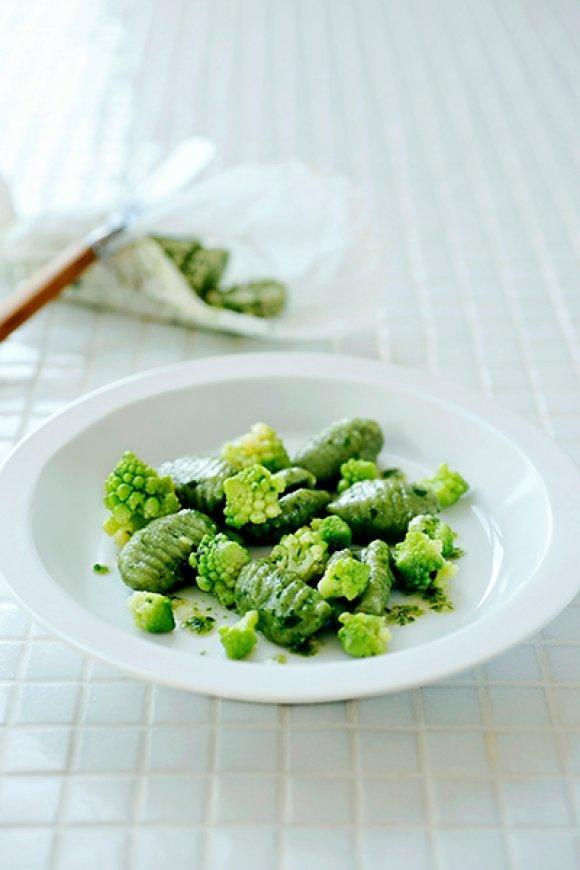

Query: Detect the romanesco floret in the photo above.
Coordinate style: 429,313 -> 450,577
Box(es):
423,561 -> 458,611
311,516 -> 353,550
270,526 -> 329,582
195,533 -> 250,607
408,514 -> 463,559
127,591 -> 175,633
219,610 -> 259,659
317,550 -> 370,601
418,463 -> 469,508
223,464 -> 285,528
337,612 -> 391,657
337,458 -> 380,493
220,422 -> 290,472
103,451 -> 180,546
392,529 -> 445,593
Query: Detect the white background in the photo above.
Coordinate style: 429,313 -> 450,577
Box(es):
1,0 -> 580,868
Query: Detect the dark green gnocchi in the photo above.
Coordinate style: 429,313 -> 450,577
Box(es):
293,418 -> 383,482
158,455 -> 234,515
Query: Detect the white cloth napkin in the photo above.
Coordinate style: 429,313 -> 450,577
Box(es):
0,162 -> 382,340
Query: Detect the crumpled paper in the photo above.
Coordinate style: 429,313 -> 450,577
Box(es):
0,162 -> 382,340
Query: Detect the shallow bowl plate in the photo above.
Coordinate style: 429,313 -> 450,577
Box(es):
0,353 -> 578,703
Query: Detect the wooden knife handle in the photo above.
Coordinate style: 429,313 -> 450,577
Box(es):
0,239 -> 97,342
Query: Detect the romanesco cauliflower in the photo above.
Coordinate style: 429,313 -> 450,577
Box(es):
270,526 -> 329,582
220,422 -> 290,472
418,463 -> 469,508
337,458 -> 380,493
408,514 -> 463,559
317,550 -> 370,601
194,533 -> 250,607
127,591 -> 175,633
103,451 -> 180,546
223,464 -> 285,527
311,516 -> 352,550
337,612 -> 391,657
219,610 -> 259,659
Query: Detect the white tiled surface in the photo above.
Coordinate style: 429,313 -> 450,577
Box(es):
1,0 -> 580,867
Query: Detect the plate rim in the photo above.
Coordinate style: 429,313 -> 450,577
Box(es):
0,351 -> 579,703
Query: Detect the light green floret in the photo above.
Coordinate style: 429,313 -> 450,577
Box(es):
220,422 -> 290,472
393,529 -> 458,606
337,458 -> 380,493
417,463 -> 469,509
270,526 -> 329,583
223,464 -> 285,528
311,516 -> 352,550
337,612 -> 391,658
408,514 -> 463,559
195,533 -> 250,607
317,550 -> 370,601
219,610 -> 259,659
103,450 -> 180,546
127,591 -> 175,633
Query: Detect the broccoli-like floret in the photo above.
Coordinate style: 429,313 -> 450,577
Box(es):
311,516 -> 353,550
317,550 -> 370,601
417,463 -> 469,509
423,561 -> 458,611
127,591 -> 175,633
219,610 -> 259,659
223,464 -> 285,528
270,526 -> 329,582
221,422 -> 290,472
337,612 -> 391,658
337,458 -> 380,493
392,529 -> 445,593
103,451 -> 180,546
195,533 -> 250,607
408,514 -> 463,559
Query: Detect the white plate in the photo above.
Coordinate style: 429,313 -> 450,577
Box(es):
0,353 -> 578,703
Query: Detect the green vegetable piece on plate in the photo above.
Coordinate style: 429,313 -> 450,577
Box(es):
223,464 -> 285,528
317,550 -> 370,601
417,463 -> 469,509
195,532 -> 250,607
328,479 -> 439,543
272,466 -> 317,492
311,516 -> 352,550
92,563 -> 110,575
393,529 -> 458,601
103,450 -> 181,546
244,488 -> 331,543
270,525 -> 329,583
127,591 -> 175,633
206,279 -> 287,318
355,539 -> 394,616
293,417 -> 384,482
337,612 -> 391,658
235,560 -> 332,648
117,509 -> 216,594
219,610 -> 259,660
337,458 -> 380,493
158,455 -> 234,515
408,514 -> 463,559
221,422 -> 290,472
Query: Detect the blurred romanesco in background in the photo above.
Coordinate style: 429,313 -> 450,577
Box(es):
103,451 -> 180,546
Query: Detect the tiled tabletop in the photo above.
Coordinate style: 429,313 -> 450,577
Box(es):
1,1 -> 580,868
